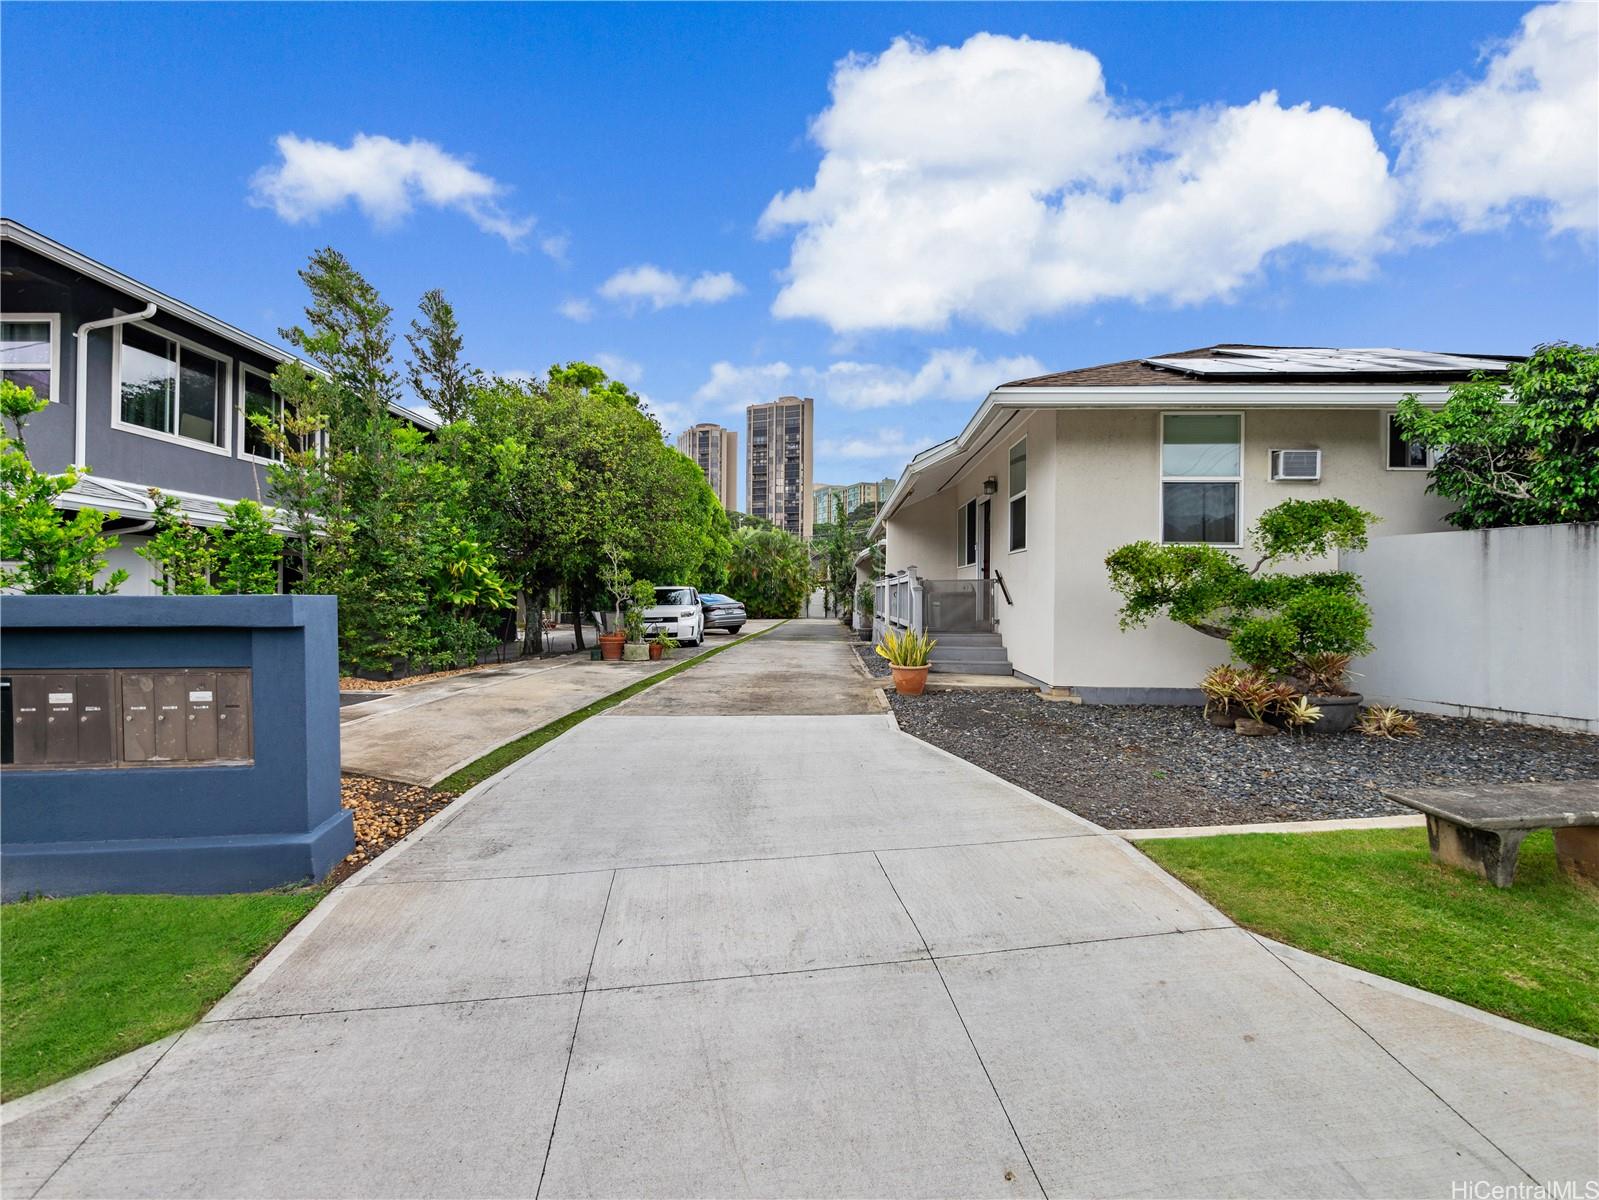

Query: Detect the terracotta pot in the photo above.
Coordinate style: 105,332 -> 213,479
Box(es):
1234,717 -> 1279,737
648,642 -> 664,660
622,642 -> 649,662
1303,693 -> 1362,735
890,665 -> 930,696
597,632 -> 626,661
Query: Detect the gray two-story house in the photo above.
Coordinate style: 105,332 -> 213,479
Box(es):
1,219 -> 436,593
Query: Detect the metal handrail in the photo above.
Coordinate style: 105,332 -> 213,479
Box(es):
994,571 -> 1013,606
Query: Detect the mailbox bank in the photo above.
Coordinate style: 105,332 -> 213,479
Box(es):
1,595 -> 353,899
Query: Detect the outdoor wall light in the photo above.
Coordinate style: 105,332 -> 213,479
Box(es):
983,476 -> 998,495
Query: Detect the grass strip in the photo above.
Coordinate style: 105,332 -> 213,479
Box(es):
1,890 -> 323,1100
435,621 -> 787,795
1140,826 -> 1599,1045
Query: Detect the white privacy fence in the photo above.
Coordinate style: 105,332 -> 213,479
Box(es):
1341,523 -> 1598,733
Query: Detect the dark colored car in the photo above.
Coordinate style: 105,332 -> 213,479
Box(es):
699,593 -> 746,634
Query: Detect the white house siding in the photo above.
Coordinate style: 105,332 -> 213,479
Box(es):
882,411 -> 1059,682
1052,407 -> 1455,698
1342,523 -> 1599,732
99,533 -> 163,595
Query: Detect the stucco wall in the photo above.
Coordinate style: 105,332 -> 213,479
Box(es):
1342,523 -> 1599,732
1051,406 -> 1455,696
883,411 -> 1057,681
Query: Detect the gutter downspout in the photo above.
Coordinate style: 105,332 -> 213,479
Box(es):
74,303 -> 157,468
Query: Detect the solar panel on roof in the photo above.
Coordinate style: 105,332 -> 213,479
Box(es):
1143,348 -> 1511,378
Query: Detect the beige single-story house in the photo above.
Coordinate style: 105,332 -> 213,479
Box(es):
867,344 -> 1518,700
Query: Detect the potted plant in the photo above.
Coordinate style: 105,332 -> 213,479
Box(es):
875,628 -> 936,695
650,630 -> 678,661
1293,652 -> 1363,735
855,583 -> 875,642
597,545 -> 629,662
1198,665 -> 1244,729
621,579 -> 653,662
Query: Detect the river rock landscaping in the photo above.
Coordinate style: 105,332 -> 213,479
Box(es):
881,682 -> 1599,829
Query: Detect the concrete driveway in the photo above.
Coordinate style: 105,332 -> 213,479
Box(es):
340,621 -> 781,785
9,622 -> 1596,1198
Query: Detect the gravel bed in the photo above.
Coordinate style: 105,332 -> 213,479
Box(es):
872,664 -> 1599,828
326,773 -> 459,886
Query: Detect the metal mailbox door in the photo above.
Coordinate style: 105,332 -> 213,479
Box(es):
44,674 -> 79,763
184,672 -> 218,761
216,671 -> 252,761
153,673 -> 187,760
119,673 -> 157,762
75,673 -> 114,764
9,675 -> 48,765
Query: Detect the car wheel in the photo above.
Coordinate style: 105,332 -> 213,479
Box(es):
727,625 -> 742,635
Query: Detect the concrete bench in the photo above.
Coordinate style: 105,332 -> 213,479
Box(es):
1382,781 -> 1599,888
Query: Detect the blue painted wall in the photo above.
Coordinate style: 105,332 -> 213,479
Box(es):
1,595 -> 353,898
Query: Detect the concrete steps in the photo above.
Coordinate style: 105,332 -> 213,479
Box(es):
927,631 -> 1013,677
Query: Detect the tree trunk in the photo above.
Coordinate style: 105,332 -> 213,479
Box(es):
521,587 -> 544,656
570,581 -> 586,651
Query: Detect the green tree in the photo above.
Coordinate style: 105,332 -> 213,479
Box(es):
1105,498 -> 1376,680
139,491 -> 219,594
213,500 -> 284,594
725,524 -> 814,618
0,380 -> 126,594
1395,342 -> 1599,529
406,289 -> 478,426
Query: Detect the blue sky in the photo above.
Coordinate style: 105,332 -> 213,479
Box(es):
4,2 -> 1595,499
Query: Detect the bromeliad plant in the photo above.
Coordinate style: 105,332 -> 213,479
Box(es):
1281,695 -> 1324,733
1199,665 -> 1243,719
1358,705 -> 1422,738
875,628 -> 936,668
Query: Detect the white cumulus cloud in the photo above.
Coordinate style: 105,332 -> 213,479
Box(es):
820,348 -> 1046,409
760,34 -> 1400,332
690,347 -> 1038,418
692,361 -> 797,409
818,427 -> 926,462
593,352 -> 644,383
598,264 -> 745,311
557,298 -> 595,323
250,133 -> 537,247
1395,1 -> 1598,236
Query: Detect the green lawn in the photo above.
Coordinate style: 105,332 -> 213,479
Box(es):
1,891 -> 321,1100
1140,827 -> 1599,1046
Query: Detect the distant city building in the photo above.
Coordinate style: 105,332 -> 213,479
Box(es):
676,422 -> 738,513
746,396 -> 813,539
815,477 -> 896,527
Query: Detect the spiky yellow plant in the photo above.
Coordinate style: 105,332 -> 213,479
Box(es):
875,627 -> 936,668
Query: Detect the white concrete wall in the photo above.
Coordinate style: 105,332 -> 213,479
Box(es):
100,533 -> 162,595
1051,406 -> 1453,696
882,411 -> 1058,682
1342,523 -> 1599,732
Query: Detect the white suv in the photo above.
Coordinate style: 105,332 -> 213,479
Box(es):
641,586 -> 705,645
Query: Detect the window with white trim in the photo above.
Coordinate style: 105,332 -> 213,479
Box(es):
1385,413 -> 1433,470
1161,413 -> 1241,544
1,315 -> 58,401
956,499 -> 977,567
241,365 -> 289,461
118,325 -> 229,449
1008,438 -> 1027,552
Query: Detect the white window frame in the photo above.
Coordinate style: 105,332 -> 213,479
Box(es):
955,498 -> 976,568
1159,411 -> 1244,548
1,312 -> 61,402
112,321 -> 233,457
1382,411 -> 1435,471
1007,436 -> 1028,554
238,363 -> 285,465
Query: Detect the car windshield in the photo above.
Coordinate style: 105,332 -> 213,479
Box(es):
654,587 -> 696,606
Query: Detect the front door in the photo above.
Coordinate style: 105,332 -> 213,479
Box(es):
979,499 -> 992,579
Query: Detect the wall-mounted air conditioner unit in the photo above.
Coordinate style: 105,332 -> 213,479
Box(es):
1270,449 -> 1322,481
